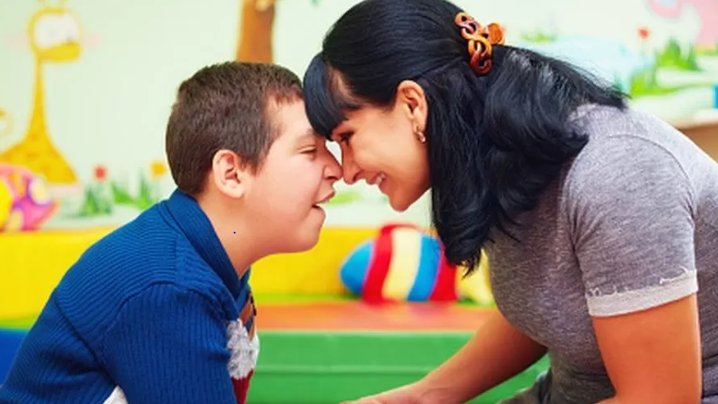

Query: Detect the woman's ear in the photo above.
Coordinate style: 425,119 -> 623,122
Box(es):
397,80 -> 428,133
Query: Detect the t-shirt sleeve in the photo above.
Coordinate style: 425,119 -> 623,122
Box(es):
567,135 -> 698,317
99,283 -> 237,404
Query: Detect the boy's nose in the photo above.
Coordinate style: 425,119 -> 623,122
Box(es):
324,152 -> 341,183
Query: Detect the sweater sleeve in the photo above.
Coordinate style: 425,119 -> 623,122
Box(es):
99,283 -> 237,404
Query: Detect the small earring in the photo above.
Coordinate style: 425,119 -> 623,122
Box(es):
416,130 -> 426,143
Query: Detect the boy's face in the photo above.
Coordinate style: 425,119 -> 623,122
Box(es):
243,99 -> 341,253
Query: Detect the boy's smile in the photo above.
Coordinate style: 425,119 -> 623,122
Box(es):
312,190 -> 336,211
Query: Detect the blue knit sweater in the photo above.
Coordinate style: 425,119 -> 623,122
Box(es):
0,190 -> 258,404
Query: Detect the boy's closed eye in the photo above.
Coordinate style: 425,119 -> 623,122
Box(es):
295,129 -> 322,155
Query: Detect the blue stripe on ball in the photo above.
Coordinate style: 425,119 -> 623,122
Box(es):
340,240 -> 374,295
407,235 -> 442,301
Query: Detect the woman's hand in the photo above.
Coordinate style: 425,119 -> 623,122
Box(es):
341,382 -> 428,404
342,310 -> 546,404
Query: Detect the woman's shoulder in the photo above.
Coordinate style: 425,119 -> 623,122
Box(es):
570,104 -> 703,161
566,104 -> 716,201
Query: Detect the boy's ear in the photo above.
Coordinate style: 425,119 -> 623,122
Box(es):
210,149 -> 253,199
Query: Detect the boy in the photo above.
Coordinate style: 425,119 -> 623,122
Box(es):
0,62 -> 341,404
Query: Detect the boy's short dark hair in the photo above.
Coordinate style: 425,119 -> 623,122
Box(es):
165,62 -> 303,195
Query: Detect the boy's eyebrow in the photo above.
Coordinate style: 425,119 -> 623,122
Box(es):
297,128 -> 318,142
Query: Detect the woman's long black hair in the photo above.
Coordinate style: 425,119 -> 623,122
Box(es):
303,0 -> 626,272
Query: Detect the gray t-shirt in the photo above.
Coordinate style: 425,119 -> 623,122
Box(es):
487,104 -> 718,404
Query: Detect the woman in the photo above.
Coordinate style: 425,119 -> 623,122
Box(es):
302,0 -> 718,403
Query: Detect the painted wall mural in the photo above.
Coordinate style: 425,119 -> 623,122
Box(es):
1,2 -> 81,191
0,1 -> 81,231
513,0 -> 718,125
648,0 -> 718,49
237,0 -> 276,63
236,0 -> 320,63
0,0 -> 175,231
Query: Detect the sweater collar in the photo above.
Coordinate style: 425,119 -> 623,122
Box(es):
162,189 -> 246,298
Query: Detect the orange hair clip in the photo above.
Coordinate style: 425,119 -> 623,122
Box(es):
454,12 -> 505,75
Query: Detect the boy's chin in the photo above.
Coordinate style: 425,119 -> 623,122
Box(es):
281,233 -> 321,253
267,211 -> 325,254
281,224 -> 323,253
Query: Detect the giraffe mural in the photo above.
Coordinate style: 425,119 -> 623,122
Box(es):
0,0 -> 82,193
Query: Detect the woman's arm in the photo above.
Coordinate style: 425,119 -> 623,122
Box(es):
564,135 -> 705,404
415,309 -> 547,404
592,294 -> 702,404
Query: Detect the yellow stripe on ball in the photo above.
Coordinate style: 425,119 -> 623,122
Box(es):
382,227 -> 422,300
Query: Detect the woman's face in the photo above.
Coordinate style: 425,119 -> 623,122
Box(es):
328,81 -> 431,212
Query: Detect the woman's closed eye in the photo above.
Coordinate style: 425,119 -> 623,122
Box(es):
337,131 -> 353,145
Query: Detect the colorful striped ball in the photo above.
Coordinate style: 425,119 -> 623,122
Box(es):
340,224 -> 459,303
